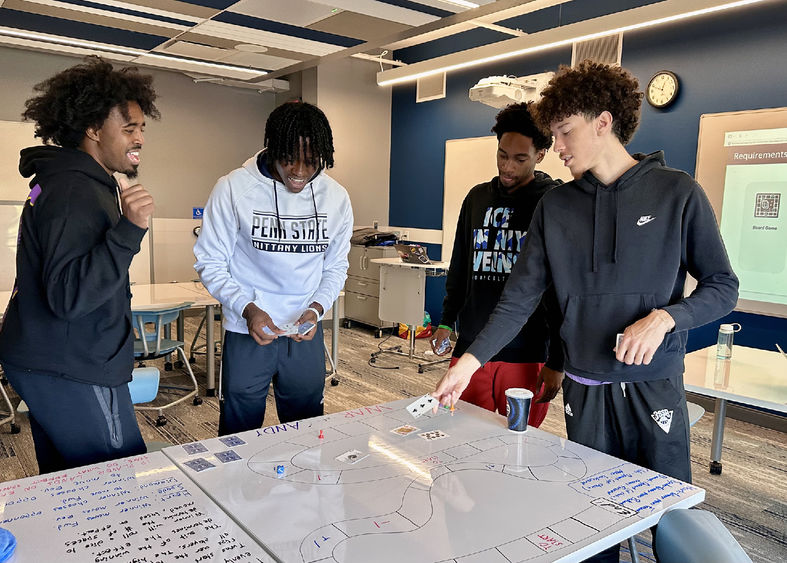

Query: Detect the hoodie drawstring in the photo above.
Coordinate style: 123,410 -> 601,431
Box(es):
592,188 -> 601,273
309,183 -> 319,243
612,188 -> 619,265
272,180 -> 282,242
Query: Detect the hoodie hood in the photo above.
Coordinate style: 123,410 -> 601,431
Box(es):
19,145 -> 116,189
491,169 -> 559,200
575,151 -> 666,272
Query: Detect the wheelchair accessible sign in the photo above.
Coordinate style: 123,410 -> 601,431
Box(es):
193,207 -> 204,219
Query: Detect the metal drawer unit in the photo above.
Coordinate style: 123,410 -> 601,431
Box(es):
343,245 -> 398,337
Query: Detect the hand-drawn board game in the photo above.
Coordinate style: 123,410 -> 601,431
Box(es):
0,451 -> 273,562
164,399 -> 704,563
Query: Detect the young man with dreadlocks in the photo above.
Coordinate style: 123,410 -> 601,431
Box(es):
431,102 -> 563,427
433,62 -> 737,561
195,100 -> 353,435
0,57 -> 159,472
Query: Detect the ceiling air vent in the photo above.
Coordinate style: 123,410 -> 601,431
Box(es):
572,32 -> 623,66
416,72 -> 446,103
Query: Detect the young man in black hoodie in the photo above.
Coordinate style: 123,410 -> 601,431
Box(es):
431,102 -> 563,427
434,61 -> 738,562
0,57 -> 159,473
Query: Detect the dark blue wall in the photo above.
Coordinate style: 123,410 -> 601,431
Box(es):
388,1 -> 787,350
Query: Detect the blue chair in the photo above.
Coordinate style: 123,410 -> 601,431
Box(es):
655,509 -> 752,562
132,302 -> 202,426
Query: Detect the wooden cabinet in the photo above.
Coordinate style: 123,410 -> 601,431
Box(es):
343,245 -> 398,336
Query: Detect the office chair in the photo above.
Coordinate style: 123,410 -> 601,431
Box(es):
188,306 -> 222,363
0,372 -> 20,434
133,302 -> 202,426
655,508 -> 752,562
127,367 -> 173,452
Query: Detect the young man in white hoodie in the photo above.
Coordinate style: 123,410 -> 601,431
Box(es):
194,101 -> 353,435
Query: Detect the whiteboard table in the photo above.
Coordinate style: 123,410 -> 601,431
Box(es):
132,282 -> 221,395
371,257 -> 450,372
0,451 -> 274,562
163,399 -> 705,563
684,345 -> 787,474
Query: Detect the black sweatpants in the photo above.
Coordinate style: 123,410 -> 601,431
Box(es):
2,364 -> 146,474
563,373 -> 692,563
219,323 -> 326,435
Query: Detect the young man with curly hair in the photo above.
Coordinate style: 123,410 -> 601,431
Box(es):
194,101 -> 353,435
431,102 -> 563,427
434,61 -> 737,561
0,57 -> 160,473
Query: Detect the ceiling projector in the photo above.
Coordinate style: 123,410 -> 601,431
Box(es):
469,72 -> 554,108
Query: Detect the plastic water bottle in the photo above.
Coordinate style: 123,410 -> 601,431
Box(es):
715,323 -> 741,360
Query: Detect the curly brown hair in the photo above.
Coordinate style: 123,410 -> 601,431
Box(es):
534,60 -> 643,145
23,56 -> 160,148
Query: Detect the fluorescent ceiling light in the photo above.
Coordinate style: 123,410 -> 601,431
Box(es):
0,28 -> 267,78
378,0 -> 766,86
439,0 -> 480,8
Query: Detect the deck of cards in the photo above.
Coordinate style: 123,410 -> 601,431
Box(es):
263,322 -> 315,336
407,394 -> 437,418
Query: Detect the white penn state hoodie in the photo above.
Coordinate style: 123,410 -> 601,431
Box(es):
194,151 -> 353,333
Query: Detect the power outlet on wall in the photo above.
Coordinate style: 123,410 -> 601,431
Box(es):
401,231 -> 410,240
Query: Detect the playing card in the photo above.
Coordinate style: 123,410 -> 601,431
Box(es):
615,333 -> 624,351
219,436 -> 246,447
298,321 -> 316,335
390,424 -> 420,436
407,394 -> 437,418
335,449 -> 368,464
184,458 -> 215,472
215,450 -> 242,463
183,442 -> 208,455
418,430 -> 449,441
263,323 -> 299,336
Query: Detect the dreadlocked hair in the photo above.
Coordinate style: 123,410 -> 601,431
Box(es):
265,101 -> 335,169
491,101 -> 552,151
22,55 -> 160,149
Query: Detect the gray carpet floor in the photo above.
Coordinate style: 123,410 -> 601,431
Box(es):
0,318 -> 784,562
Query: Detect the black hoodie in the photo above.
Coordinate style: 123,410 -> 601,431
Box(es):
0,146 -> 146,386
467,152 -> 739,383
440,171 -> 563,369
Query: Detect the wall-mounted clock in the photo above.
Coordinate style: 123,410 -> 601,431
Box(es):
646,70 -> 679,108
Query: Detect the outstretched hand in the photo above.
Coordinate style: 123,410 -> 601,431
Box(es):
431,353 -> 481,411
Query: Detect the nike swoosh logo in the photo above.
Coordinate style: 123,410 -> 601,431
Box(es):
637,216 -> 656,226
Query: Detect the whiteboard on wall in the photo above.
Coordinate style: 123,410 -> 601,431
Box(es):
695,107 -> 787,318
442,135 -> 573,261
0,120 -> 40,201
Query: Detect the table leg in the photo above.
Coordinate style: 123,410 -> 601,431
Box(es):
709,397 -> 727,474
206,304 -> 216,397
332,297 -> 339,372
408,325 -> 416,359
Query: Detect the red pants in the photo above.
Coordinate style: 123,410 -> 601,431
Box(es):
450,357 -> 549,428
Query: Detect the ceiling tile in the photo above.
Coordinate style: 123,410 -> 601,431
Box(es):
309,10 -> 411,42
230,0 -> 340,27
219,50 -> 300,70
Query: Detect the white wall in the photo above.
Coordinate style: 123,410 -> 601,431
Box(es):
316,58 -> 391,226
0,46 -> 276,217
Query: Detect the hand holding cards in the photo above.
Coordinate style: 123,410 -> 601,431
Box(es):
263,322 -> 315,336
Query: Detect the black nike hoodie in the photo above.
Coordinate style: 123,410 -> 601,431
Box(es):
0,146 -> 146,386
467,152 -> 739,383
